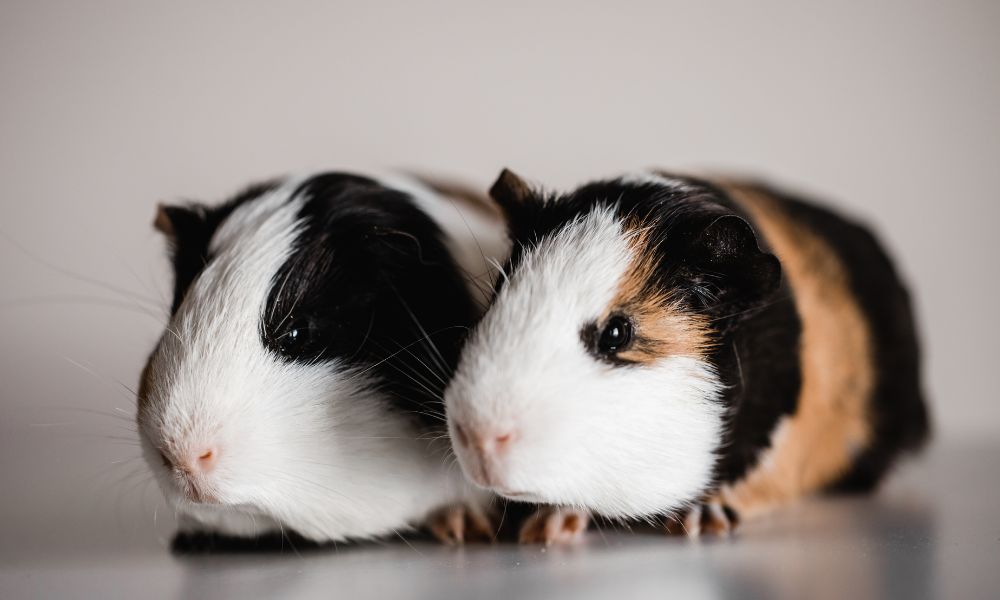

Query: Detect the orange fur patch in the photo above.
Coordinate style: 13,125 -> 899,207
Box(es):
715,181 -> 874,519
605,221 -> 713,363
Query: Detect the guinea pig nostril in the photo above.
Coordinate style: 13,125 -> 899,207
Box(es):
194,447 -> 218,472
158,451 -> 172,468
493,431 -> 517,451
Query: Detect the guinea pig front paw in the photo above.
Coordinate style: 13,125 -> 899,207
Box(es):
427,502 -> 495,545
518,506 -> 590,545
664,499 -> 739,538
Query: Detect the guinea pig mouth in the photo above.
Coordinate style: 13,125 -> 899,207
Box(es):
170,472 -> 220,505
185,485 -> 219,505
495,489 -> 540,501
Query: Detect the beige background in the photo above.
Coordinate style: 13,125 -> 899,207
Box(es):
0,0 -> 998,562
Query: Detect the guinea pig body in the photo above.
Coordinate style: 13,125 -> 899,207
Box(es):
138,171 -> 507,544
445,170 -> 929,537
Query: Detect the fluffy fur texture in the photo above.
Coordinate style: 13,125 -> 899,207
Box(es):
446,192 -> 728,519
445,169 -> 928,530
138,172 -> 506,544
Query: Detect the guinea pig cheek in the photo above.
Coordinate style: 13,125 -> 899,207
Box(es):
485,352 -> 725,515
497,414 -> 590,501
581,357 -> 726,517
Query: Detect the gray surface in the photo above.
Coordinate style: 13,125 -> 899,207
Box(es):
1,442 -> 998,599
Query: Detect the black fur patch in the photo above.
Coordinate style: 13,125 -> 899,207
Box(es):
171,529 -> 329,554
259,173 -> 478,429
158,173 -> 479,431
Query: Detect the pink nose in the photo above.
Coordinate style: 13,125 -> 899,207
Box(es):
161,445 -> 220,503
162,446 -> 219,475
454,422 -> 517,456
190,448 -> 218,473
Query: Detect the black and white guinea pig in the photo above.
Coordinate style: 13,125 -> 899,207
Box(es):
136,171 -> 508,547
445,169 -> 929,541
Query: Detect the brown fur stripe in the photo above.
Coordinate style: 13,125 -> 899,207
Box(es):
716,181 -> 874,517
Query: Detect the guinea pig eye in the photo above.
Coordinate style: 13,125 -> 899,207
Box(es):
274,317 -> 317,358
597,315 -> 633,355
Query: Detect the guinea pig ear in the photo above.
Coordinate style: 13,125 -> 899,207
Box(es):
153,203 -> 207,241
489,168 -> 536,221
153,203 -> 213,313
684,215 -> 782,308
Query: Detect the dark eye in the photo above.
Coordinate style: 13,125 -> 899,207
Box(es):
273,317 -> 316,358
597,315 -> 633,354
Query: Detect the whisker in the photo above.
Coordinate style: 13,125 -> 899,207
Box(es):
42,405 -> 136,426
374,340 -> 447,394
487,257 -> 509,285
709,293 -> 792,323
387,339 -> 449,390
392,528 -> 423,556
386,285 -> 452,383
0,227 -> 160,307
342,325 -> 469,385
0,295 -> 165,321
495,498 -> 509,539
62,357 -> 140,406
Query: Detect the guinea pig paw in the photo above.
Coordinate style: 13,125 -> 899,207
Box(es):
427,503 -> 495,545
664,499 -> 740,539
518,507 -> 590,545
664,500 -> 739,538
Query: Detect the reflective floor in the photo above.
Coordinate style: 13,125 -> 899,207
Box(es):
1,432 -> 997,599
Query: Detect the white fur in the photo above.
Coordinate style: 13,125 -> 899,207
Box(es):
445,207 -> 726,519
140,175 -> 494,542
618,170 -> 696,192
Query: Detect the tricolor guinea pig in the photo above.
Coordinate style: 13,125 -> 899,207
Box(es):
136,171 -> 508,547
445,169 -> 929,541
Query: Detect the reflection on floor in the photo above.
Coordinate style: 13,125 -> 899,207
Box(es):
1,438 -> 997,600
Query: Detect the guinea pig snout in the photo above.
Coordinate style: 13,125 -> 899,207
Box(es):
452,420 -> 518,488
160,443 -> 222,503
453,421 -> 518,456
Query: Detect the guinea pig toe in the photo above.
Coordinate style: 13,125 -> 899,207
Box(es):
701,500 -> 739,536
518,507 -> 589,545
664,504 -> 703,537
427,503 -> 495,545
664,499 -> 739,538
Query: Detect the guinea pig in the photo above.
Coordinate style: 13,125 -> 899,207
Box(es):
444,169 -> 929,542
136,171 -> 509,547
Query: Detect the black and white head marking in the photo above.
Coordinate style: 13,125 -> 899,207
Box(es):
139,172 -> 490,542
445,170 -> 784,519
